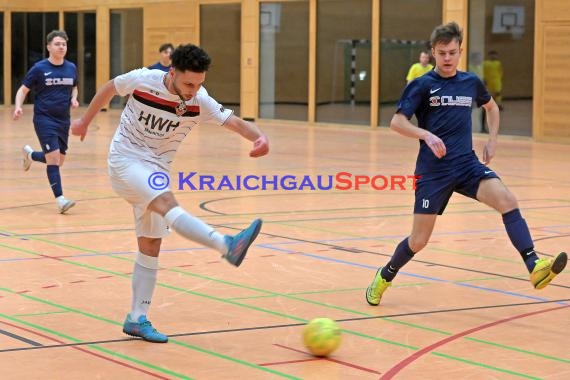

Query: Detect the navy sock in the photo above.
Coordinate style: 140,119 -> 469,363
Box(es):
46,165 -> 63,198
502,209 -> 538,272
381,237 -> 415,281
31,151 -> 46,163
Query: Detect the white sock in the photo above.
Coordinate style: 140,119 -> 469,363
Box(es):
130,252 -> 158,321
164,206 -> 228,254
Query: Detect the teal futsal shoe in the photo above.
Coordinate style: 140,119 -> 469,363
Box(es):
122,314 -> 168,343
224,219 -> 262,267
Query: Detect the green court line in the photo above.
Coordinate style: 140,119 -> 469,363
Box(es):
167,340 -> 301,379
229,287 -> 365,300
1,237 -> 567,377
12,311 -> 70,317
0,312 -> 193,380
380,318 -> 451,336
464,337 -> 570,364
229,283 -> 429,300
431,352 -> 542,380
0,289 -> 300,380
0,244 -> 301,378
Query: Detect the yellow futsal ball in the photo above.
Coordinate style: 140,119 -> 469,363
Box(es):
302,318 -> 341,357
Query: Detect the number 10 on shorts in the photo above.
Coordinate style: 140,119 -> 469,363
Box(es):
422,198 -> 430,209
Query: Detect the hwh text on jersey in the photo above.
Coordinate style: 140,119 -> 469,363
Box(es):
138,110 -> 180,134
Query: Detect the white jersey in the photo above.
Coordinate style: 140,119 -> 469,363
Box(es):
109,68 -> 233,170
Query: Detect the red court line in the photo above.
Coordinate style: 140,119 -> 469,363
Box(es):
271,343 -> 382,375
0,320 -> 169,379
380,304 -> 570,379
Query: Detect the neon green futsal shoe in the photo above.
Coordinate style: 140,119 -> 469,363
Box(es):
366,268 -> 392,306
530,252 -> 567,289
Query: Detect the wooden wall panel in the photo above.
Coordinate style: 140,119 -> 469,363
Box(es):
143,1 -> 198,67
540,0 -> 570,22
240,0 -> 258,119
442,0 -> 468,71
95,6 -> 110,93
535,24 -> 570,142
3,0 -> 570,141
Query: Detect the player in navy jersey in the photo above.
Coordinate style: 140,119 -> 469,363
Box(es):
13,30 -> 79,214
366,22 -> 567,306
147,43 -> 174,72
71,44 -> 269,343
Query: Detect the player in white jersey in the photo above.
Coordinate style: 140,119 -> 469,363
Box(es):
71,44 -> 269,343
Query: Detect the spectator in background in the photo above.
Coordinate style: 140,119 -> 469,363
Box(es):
469,51 -> 485,132
148,43 -> 174,72
483,50 -> 504,110
406,51 -> 433,83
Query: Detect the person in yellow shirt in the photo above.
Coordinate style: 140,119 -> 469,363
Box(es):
406,51 -> 433,83
483,50 -> 504,110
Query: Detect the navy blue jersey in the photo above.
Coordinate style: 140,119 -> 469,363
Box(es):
23,59 -> 78,121
396,70 -> 491,174
147,62 -> 170,72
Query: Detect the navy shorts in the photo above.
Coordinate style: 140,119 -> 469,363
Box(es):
34,119 -> 70,154
414,157 -> 500,214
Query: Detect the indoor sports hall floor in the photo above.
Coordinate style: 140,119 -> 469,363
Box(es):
0,106 -> 568,379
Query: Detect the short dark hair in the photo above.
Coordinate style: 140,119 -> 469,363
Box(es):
47,30 -> 69,44
430,22 -> 463,47
159,43 -> 174,53
171,44 -> 211,73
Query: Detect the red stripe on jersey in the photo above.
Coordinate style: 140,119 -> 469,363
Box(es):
133,90 -> 200,113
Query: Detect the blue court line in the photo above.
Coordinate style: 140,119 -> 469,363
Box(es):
261,244 -> 568,305
256,222 -> 570,245
1,228 -> 567,305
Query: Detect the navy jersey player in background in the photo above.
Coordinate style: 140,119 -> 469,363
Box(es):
147,43 -> 174,72
366,22 -> 567,306
13,30 -> 79,214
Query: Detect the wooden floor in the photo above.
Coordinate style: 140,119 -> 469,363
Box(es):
1,106 -> 569,379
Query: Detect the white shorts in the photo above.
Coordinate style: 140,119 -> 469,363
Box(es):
108,156 -> 171,238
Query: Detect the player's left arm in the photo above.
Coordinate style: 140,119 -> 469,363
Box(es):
223,115 -> 269,158
481,97 -> 500,164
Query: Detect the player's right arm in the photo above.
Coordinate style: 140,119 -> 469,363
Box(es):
71,80 -> 118,141
390,112 -> 446,159
12,85 -> 30,120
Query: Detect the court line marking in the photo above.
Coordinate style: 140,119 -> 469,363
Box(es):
261,343 -> 382,375
0,292 -> 300,380
0,298 -> 570,354
0,327 -> 42,346
1,230 -> 568,376
0,287 -> 549,379
0,319 -> 172,379
379,304 -> 570,379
